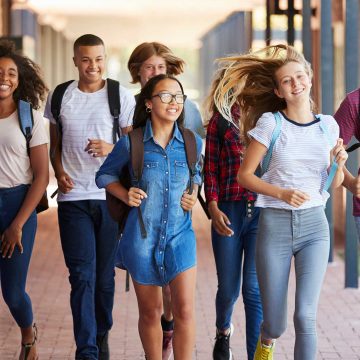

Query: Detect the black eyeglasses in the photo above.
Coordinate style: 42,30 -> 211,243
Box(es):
152,93 -> 187,104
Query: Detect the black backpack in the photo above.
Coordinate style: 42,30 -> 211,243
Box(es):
50,78 -> 121,143
49,78 -> 121,199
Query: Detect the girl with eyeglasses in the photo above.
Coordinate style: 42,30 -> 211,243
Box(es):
96,74 -> 203,360
128,41 -> 205,360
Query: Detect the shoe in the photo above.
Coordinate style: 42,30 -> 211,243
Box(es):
162,329 -> 174,360
20,323 -> 38,360
213,323 -> 234,360
97,331 -> 110,360
253,337 -> 275,360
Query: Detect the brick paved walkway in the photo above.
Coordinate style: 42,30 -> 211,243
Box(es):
0,203 -> 359,359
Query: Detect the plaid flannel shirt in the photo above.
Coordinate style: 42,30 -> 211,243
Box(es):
204,109 -> 256,203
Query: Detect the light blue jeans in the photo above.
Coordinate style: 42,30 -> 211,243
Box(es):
256,206 -> 329,360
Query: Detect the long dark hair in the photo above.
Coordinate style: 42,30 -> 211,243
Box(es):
0,40 -> 48,109
133,74 -> 185,129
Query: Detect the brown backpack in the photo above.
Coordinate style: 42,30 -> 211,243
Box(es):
106,126 -> 198,238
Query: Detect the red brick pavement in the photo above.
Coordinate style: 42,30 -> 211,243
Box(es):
0,203 -> 359,359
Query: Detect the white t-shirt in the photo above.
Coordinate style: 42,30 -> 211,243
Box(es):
44,80 -> 135,201
248,111 -> 339,210
0,109 -> 48,188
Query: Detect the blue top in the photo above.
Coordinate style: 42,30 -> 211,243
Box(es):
96,120 -> 203,285
184,99 -> 205,139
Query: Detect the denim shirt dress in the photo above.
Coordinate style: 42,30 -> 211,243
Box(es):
96,120 -> 203,286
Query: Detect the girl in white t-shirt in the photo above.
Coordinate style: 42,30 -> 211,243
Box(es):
0,40 -> 48,360
215,45 -> 348,360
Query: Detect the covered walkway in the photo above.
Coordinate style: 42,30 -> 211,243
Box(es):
0,204 -> 359,359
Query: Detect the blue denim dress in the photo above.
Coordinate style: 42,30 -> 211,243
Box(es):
96,120 -> 203,286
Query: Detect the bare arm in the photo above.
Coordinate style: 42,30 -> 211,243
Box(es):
330,139 -> 348,188
237,139 -> 310,207
84,126 -> 133,158
49,123 -> 74,193
106,181 -> 147,207
1,144 -> 49,258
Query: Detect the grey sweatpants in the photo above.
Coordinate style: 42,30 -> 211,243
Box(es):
256,206 -> 329,360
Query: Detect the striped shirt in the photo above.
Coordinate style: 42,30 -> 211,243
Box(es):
249,111 -> 339,210
334,88 -> 360,216
44,80 -> 135,201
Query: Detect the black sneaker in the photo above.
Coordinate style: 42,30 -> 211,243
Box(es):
213,323 -> 234,360
97,331 -> 110,360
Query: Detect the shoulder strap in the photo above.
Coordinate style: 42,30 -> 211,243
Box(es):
128,127 -> 144,183
128,127 -> 146,238
179,127 -> 197,195
261,111 -> 282,175
217,114 -> 231,153
18,100 -> 34,156
318,117 -> 339,192
50,80 -> 74,125
319,119 -> 335,147
107,78 -> 121,143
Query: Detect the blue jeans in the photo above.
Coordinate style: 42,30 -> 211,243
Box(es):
212,200 -> 263,360
0,184 -> 36,328
58,200 -> 118,360
256,206 -> 329,360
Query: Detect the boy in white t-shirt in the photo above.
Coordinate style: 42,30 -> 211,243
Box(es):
44,34 -> 135,360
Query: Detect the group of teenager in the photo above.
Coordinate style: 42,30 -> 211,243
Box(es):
0,31 -> 358,360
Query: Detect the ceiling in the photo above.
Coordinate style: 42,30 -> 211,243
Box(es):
25,0 -> 264,48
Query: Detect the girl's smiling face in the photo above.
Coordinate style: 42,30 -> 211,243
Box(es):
274,61 -> 312,104
0,57 -> 19,102
146,78 -> 184,125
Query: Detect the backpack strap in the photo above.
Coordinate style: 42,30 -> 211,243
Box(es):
128,128 -> 146,238
261,111 -> 282,175
107,78 -> 121,143
346,142 -> 360,153
217,114 -> 231,153
50,80 -> 74,130
179,127 -> 198,195
18,100 -> 34,156
318,118 -> 338,192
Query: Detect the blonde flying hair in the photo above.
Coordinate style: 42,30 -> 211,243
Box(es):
128,42 -> 185,84
213,44 -> 314,144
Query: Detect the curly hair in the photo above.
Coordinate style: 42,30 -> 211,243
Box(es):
214,44 -> 314,144
0,40 -> 48,109
128,42 -> 185,84
133,74 -> 185,129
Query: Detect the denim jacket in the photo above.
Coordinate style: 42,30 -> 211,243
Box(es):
96,120 -> 203,285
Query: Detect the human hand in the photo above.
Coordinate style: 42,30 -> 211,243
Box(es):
128,187 -> 147,207
208,202 -> 234,237
56,172 -> 74,194
1,223 -> 23,258
181,189 -> 197,212
331,138 -> 348,168
279,189 -> 310,207
85,139 -> 114,157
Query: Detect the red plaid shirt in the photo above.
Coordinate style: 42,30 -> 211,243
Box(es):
204,108 -> 256,203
